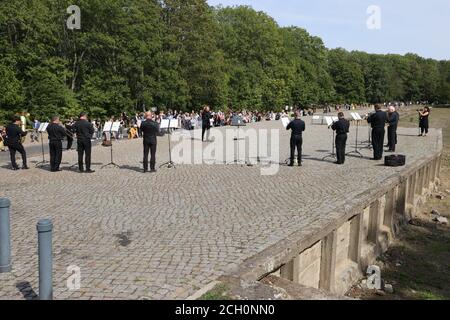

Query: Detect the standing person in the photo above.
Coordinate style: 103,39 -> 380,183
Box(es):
331,112 -> 350,165
286,110 -> 306,167
5,116 -> 28,170
65,119 -> 75,150
46,116 -> 66,172
140,112 -> 160,173
73,112 -> 95,173
367,105 -> 388,160
0,126 -> 6,152
418,107 -> 430,137
31,119 -> 41,143
386,106 -> 399,152
201,106 -> 212,142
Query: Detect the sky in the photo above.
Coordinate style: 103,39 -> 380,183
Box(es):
207,0 -> 450,61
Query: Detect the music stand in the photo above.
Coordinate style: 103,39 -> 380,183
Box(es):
101,121 -> 121,169
361,114 -> 373,150
159,118 -> 178,169
227,116 -> 248,166
35,122 -> 49,168
346,113 -> 363,158
322,116 -> 337,162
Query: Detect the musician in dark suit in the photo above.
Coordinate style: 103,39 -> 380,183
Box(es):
46,115 -> 66,172
140,112 -> 160,173
201,106 -> 212,142
286,110 -> 306,167
331,112 -> 350,165
5,116 -> 28,170
367,105 -> 388,160
73,112 -> 95,173
386,106 -> 399,152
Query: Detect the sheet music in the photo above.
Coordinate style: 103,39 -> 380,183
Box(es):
160,119 -> 170,129
111,122 -> 121,132
169,119 -> 179,129
355,113 -> 363,121
38,123 -> 49,132
103,121 -> 113,132
281,117 -> 290,128
325,116 -> 333,126
332,116 -> 339,122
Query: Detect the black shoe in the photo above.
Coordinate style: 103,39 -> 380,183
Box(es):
12,167 -> 20,171
22,166 -> 29,170
79,169 -> 85,173
143,169 -> 148,173
85,169 -> 95,174
150,169 -> 157,173
288,164 -> 294,167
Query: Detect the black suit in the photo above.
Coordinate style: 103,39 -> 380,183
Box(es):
141,120 -> 160,171
286,119 -> 306,165
367,110 -> 388,160
5,123 -> 27,169
332,118 -> 350,164
202,112 -> 212,141
46,123 -> 66,171
387,111 -> 399,152
73,119 -> 94,171
65,123 -> 74,150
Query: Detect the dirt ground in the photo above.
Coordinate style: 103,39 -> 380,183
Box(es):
347,107 -> 450,300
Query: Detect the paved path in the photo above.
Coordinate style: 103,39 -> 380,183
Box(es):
0,117 -> 441,300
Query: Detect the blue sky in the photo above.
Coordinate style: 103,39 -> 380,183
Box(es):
207,0 -> 450,60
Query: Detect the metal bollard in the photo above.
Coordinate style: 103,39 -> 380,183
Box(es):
0,198 -> 12,273
37,219 -> 53,300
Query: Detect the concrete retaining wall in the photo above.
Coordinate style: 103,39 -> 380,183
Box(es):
226,133 -> 443,297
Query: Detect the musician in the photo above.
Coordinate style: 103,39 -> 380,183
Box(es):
73,112 -> 95,173
201,106 -> 212,142
418,107 -> 430,137
140,112 -> 160,173
65,119 -> 75,150
5,116 -> 28,170
331,112 -> 350,165
386,106 -> 399,152
46,116 -> 66,172
286,110 -> 306,167
367,105 -> 388,160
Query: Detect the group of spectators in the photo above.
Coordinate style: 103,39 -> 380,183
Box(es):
0,102 -> 428,153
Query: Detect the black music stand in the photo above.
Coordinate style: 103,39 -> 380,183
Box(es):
35,123 -> 50,168
227,116 -> 248,166
322,117 -> 337,162
347,114 -> 363,158
160,118 -> 177,169
101,122 -> 120,169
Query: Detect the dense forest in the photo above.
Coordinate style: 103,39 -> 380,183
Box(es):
0,0 -> 449,122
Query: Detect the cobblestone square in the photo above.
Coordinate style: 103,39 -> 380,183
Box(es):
0,118 -> 442,300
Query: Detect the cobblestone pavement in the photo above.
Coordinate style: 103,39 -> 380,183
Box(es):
0,117 -> 441,300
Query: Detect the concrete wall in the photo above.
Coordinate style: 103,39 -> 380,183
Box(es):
272,154 -> 442,295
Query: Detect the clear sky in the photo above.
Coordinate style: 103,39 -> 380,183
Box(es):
207,0 -> 450,61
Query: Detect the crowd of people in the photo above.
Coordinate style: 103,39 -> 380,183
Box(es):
0,103 -> 432,173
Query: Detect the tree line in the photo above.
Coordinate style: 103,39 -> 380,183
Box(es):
1,0 -> 449,122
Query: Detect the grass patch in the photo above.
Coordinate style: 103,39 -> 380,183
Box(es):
417,291 -> 446,300
199,284 -> 232,300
